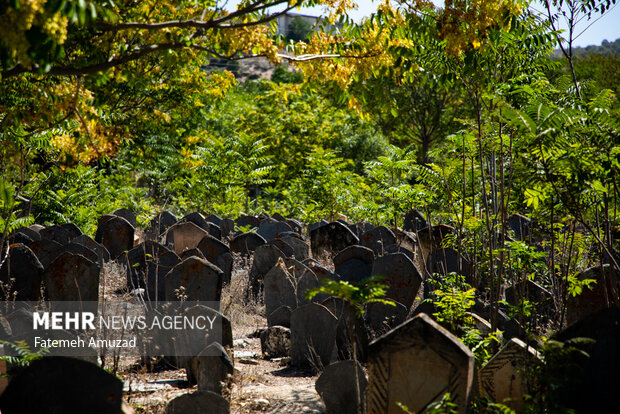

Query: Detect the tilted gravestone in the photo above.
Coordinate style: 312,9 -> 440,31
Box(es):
9,227 -> 40,245
65,242 -> 99,265
333,245 -> 374,283
367,313 -> 475,414
478,338 -> 538,411
303,258 -> 339,281
403,209 -> 427,232
251,244 -> 286,297
164,256 -> 223,305
113,208 -> 137,228
308,220 -> 329,233
43,252 -> 100,303
166,391 -> 229,414
0,356 -> 123,414
40,225 -> 72,246
551,307 -> 620,413
371,252 -> 423,311
0,243 -> 44,301
279,236 -> 310,260
285,218 -> 303,234
565,264 -> 619,325
290,303 -> 338,370
180,248 -> 206,261
95,215 -> 134,259
322,297 -> 369,362
196,234 -> 233,284
316,360 -> 368,414
310,222 -> 359,259
145,210 -> 178,241
72,234 -> 110,264
121,241 -> 180,302
229,232 -> 266,257
257,218 -> 293,241
270,238 -> 295,257
360,225 -> 397,255
264,259 -> 298,325
194,342 -> 234,395
165,221 -> 209,255
27,239 -> 64,270
181,212 -> 210,231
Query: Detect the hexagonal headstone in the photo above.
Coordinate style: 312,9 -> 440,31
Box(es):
279,236 -> 309,260
478,338 -> 538,411
371,252 -> 422,311
95,215 -> 134,259
290,303 -> 338,370
164,256 -> 223,305
0,244 -> 43,301
367,313 -> 475,414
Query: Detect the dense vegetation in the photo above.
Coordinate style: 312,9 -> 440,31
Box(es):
0,1 -> 619,409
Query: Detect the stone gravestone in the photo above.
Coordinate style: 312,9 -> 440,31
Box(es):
360,225 -> 397,256
229,232 -> 266,257
72,234 -> 111,264
0,356 -> 123,414
478,338 -> 538,411
181,212 -> 210,231
303,258 -> 339,281
565,264 -> 619,325
194,342 -> 234,394
290,303 -> 338,370
296,268 -> 321,306
268,306 -> 292,328
250,244 -> 286,297
180,248 -> 206,261
113,208 -> 137,228
333,245 -> 374,283
122,241 -> 180,302
316,360 -> 368,414
166,391 -> 229,414
95,215 -> 134,259
264,259 -> 298,326
285,218 -> 303,234
426,248 -> 473,282
196,235 -> 232,280
27,238 -> 64,270
43,252 -> 100,303
40,225 -> 72,246
0,243 -> 44,301
164,256 -> 223,305
322,297 -> 369,362
257,218 -> 293,241
65,242 -> 99,265
310,221 -> 359,259
234,215 -> 260,230
165,221 -> 209,255
145,210 -> 178,241
551,307 -> 620,413
403,209 -> 427,232
371,252 -> 422,311
366,301 -> 409,335
366,313 -> 475,414
280,236 -> 310,260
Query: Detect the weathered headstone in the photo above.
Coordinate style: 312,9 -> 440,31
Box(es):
360,225 -> 397,255
165,391 -> 229,414
193,342 -> 234,394
552,307 -> 620,413
250,244 -> 285,296
264,259 -> 297,322
219,218 -> 235,238
181,212 -> 210,231
322,297 -> 369,362
122,241 -> 180,301
164,256 -> 223,304
365,301 -> 409,335
95,215 -> 134,259
260,326 -> 291,359
268,305 -> 293,328
165,221 -> 209,255
0,244 -> 43,301
60,222 -> 83,239
426,248 -> 472,281
65,242 -> 99,265
145,211 -> 178,240
308,220 -> 328,233
27,239 -> 64,270
403,209 -> 427,232
478,338 -> 538,411
257,218 -> 293,241
280,236 -> 310,260
333,245 -> 374,283
229,232 -> 266,257
196,234 -> 232,282
565,264 -> 619,325
371,252 -> 422,311
285,218 -> 303,234
296,268 -> 321,306
9,227 -> 40,245
0,356 -> 123,414
72,234 -> 111,264
367,313 -> 475,414
290,303 -> 338,370
269,238 -> 295,257
303,258 -> 339,281
310,222 -> 359,259
234,215 -> 260,230
113,208 -> 137,228
316,360 -> 367,414
43,252 -> 100,303
180,248 -> 206,261
40,225 -> 72,246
